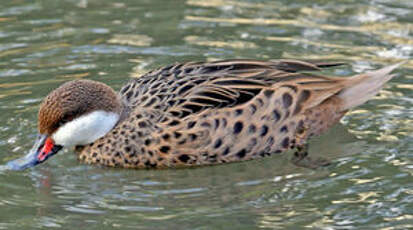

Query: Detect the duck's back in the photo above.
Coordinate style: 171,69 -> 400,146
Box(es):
75,60 -> 388,168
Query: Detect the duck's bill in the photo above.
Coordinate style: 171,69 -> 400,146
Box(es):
6,134 -> 62,170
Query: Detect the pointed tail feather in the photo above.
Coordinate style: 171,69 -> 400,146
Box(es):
338,61 -> 407,111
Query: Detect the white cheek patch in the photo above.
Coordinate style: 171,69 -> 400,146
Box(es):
52,110 -> 119,147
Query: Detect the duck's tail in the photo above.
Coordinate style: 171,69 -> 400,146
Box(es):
337,61 -> 406,111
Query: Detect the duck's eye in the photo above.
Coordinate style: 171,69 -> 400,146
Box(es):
58,115 -> 74,127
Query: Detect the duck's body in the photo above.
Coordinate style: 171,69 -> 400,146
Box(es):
76,60 -> 400,168
7,59 -> 404,170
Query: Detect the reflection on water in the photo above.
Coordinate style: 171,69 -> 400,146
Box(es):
0,0 -> 412,229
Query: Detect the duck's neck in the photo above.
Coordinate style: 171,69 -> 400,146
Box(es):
116,101 -> 131,126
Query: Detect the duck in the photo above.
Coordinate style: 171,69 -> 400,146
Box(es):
6,59 -> 405,170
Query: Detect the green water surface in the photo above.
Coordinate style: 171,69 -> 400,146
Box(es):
0,0 -> 412,229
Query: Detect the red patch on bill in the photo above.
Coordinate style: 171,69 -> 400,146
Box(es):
38,138 -> 54,161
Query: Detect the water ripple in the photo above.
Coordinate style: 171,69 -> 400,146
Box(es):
0,0 -> 412,229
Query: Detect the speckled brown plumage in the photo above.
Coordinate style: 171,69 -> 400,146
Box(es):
74,59 -> 373,168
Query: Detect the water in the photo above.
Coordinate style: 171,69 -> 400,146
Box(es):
0,0 -> 412,229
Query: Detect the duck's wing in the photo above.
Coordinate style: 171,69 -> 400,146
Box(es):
159,59 -> 347,119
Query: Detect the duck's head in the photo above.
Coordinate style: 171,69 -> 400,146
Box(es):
7,79 -> 122,170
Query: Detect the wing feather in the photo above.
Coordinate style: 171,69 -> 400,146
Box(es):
126,59 -> 348,119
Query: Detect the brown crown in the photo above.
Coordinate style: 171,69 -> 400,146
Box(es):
38,79 -> 122,135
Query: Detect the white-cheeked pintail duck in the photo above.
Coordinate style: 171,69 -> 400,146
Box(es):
7,59 -> 405,170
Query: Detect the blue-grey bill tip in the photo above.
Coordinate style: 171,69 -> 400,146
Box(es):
5,150 -> 38,171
